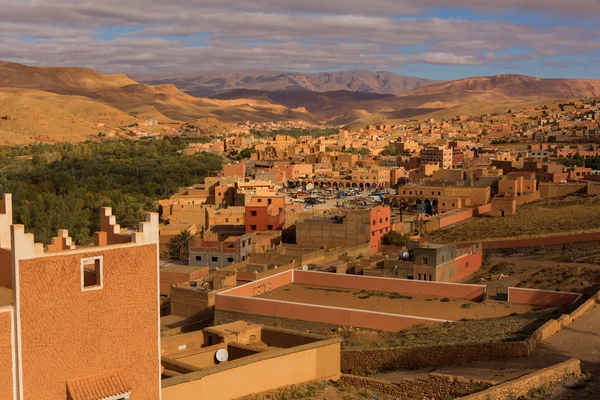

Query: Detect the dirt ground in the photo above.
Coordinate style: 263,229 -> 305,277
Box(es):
266,284 -> 542,321
426,195 -> 600,243
467,251 -> 600,297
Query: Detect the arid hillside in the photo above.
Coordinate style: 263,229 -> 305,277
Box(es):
0,61 -> 318,143
140,70 -> 440,97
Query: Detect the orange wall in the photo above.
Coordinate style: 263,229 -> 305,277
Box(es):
0,248 -> 12,289
369,207 -> 391,255
471,231 -> 600,250
508,288 -> 581,307
454,251 -> 483,282
0,308 -> 14,400
162,341 -> 340,400
216,295 -> 444,331
220,270 -> 294,297
293,271 -> 486,301
17,245 -> 160,400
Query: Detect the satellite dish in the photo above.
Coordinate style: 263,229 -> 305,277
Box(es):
402,252 -> 410,260
215,348 -> 229,363
302,265 -> 309,271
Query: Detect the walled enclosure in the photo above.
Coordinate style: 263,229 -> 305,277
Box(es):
215,270 -> 488,331
161,327 -> 341,400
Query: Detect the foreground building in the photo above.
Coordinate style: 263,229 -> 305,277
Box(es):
0,194 -> 161,400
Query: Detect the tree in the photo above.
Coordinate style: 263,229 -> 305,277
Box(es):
359,148 -> 370,156
382,231 -> 411,247
168,230 -> 194,261
237,148 -> 256,159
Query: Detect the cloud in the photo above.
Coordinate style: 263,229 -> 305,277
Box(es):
0,0 -> 598,74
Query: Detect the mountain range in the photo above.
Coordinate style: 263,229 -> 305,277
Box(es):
1,60 -> 600,143
139,70 -> 440,97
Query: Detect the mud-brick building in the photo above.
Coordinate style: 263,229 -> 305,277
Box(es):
0,193 -> 161,400
296,206 -> 391,255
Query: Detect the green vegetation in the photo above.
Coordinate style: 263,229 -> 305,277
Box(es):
169,229 -> 195,260
382,230 -> 411,247
0,139 -> 222,245
249,127 -> 339,138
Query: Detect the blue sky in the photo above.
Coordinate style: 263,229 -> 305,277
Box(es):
0,0 -> 598,79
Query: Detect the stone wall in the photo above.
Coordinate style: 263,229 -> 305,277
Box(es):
340,374 -> 491,400
457,359 -> 581,400
341,341 -> 532,374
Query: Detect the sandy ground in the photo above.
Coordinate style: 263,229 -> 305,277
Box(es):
265,284 -> 541,321
467,252 -> 600,296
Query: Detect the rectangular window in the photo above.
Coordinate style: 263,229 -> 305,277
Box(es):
250,211 -> 257,217
81,256 -> 102,291
227,257 -> 234,263
225,218 -> 229,222
267,225 -> 273,230
250,225 -> 257,230
195,256 -> 202,261
258,199 -> 262,203
422,257 -> 428,265
211,257 -> 219,262
267,199 -> 272,205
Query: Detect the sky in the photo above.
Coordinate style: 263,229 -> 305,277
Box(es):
0,0 -> 599,80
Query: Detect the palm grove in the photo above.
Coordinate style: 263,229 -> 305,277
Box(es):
0,139 -> 222,246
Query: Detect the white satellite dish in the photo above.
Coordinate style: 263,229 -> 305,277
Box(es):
402,252 -> 410,260
215,348 -> 229,363
302,265 -> 309,271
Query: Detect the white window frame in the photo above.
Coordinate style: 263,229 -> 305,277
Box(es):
81,256 -> 103,292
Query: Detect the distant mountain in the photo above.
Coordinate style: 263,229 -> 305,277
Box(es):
400,74 -> 600,100
140,70 -> 440,97
211,89 -> 394,112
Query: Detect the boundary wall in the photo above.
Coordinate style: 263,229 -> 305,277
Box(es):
340,373 -> 492,399
456,359 -> 581,400
216,270 -> 490,332
460,231 -> 600,250
508,287 -> 582,307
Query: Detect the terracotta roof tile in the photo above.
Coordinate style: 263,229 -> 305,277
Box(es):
67,369 -> 131,400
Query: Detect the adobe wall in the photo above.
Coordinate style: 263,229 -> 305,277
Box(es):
293,271 -> 487,301
161,340 -> 341,400
216,293 -> 444,332
340,341 -> 532,374
463,231 -> 600,250
508,287 -> 581,307
17,244 -> 160,400
219,270 -> 294,297
438,208 -> 474,229
0,307 -> 14,400
539,182 -> 588,198
215,309 -> 346,333
170,286 -> 215,319
457,359 -> 581,400
455,251 -> 483,282
340,374 -> 492,400
515,191 -> 540,206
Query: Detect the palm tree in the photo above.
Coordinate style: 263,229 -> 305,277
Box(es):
168,229 -> 194,261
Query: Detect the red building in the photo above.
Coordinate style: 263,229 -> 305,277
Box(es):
245,195 -> 286,233
369,206 -> 392,255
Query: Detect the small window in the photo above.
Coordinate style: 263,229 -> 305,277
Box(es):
372,220 -> 376,225
422,257 -> 428,265
250,211 -> 257,217
379,218 -> 383,223
195,256 -> 202,261
227,257 -> 234,263
258,199 -> 262,203
211,257 -> 219,262
225,218 -> 229,222
81,257 -> 102,291
267,225 -> 273,230
248,238 -> 252,244
250,225 -> 257,230
267,199 -> 272,205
